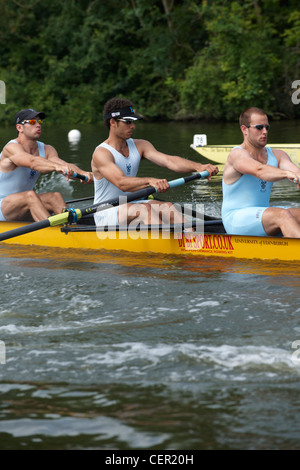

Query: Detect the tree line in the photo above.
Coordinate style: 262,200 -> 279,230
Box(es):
0,0 -> 299,125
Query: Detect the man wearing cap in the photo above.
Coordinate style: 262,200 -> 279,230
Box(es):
0,108 -> 92,222
92,97 -> 218,227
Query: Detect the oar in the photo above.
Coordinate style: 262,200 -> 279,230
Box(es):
66,195 -> 94,204
0,170 -> 209,241
151,196 -> 219,221
180,205 -> 219,221
71,172 -> 89,182
65,196 -> 220,221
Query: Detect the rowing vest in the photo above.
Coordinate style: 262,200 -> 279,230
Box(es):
93,138 -> 141,205
222,146 -> 278,219
0,140 -> 46,199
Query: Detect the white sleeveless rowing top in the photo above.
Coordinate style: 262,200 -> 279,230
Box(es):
93,138 -> 142,226
93,138 -> 141,204
0,139 -> 46,199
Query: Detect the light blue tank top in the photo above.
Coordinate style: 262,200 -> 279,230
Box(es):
93,138 -> 141,205
0,140 -> 46,199
222,146 -> 278,218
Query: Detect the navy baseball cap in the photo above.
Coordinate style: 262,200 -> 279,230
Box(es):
104,106 -> 142,121
15,108 -> 46,124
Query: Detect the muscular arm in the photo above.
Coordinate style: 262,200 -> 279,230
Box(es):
1,142 -> 68,174
135,139 -> 218,176
275,149 -> 300,172
46,145 -> 93,182
1,142 -> 93,182
224,148 -> 300,187
275,149 -> 300,188
91,146 -> 169,192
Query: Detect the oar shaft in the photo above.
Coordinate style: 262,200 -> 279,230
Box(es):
66,172 -> 210,215
66,196 -> 94,204
80,170 -> 210,218
0,219 -> 51,241
0,170 -> 210,241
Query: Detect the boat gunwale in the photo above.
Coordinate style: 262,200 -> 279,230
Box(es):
0,220 -> 299,262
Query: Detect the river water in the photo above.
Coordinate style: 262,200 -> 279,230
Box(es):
0,119 -> 300,450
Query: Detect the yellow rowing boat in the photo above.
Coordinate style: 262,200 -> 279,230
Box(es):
0,220 -> 299,262
190,135 -> 300,165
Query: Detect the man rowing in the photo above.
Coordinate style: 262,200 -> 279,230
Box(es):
91,97 -> 218,227
0,108 -> 93,222
222,107 -> 300,238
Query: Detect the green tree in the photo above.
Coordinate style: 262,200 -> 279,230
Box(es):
179,1 -> 282,120
0,0 -> 299,124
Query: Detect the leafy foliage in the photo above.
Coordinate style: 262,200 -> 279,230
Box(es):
0,0 -> 299,124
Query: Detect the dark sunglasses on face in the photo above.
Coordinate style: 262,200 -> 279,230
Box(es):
246,124 -> 270,131
21,119 -> 43,125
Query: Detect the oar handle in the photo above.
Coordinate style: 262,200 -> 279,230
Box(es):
167,171 -> 210,190
72,172 -> 89,182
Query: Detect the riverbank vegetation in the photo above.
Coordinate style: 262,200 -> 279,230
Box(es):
0,0 -> 299,124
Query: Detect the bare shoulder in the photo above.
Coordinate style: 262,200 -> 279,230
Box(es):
133,139 -> 156,158
0,141 -> 24,170
227,146 -> 248,164
92,144 -> 115,166
271,148 -> 290,160
93,144 -> 114,158
44,143 -> 58,159
271,147 -> 299,171
133,139 -> 153,150
133,138 -> 149,145
224,146 -> 257,182
2,140 -> 22,157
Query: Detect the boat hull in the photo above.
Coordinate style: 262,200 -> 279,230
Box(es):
191,144 -> 300,165
0,221 -> 299,262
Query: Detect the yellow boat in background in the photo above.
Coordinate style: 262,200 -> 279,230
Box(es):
190,134 -> 300,166
0,220 -> 299,262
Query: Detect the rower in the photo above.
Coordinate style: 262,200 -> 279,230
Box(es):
222,107 -> 300,238
0,108 -> 93,222
91,97 -> 218,228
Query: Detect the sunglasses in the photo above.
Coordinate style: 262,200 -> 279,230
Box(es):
117,119 -> 134,125
21,119 -> 43,125
246,124 -> 270,131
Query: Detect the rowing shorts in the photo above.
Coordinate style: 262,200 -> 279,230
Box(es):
0,199 -> 7,222
94,206 -> 119,227
94,200 -> 151,228
223,206 -> 289,236
223,207 -> 268,236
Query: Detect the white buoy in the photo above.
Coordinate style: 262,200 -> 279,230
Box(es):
68,129 -> 81,144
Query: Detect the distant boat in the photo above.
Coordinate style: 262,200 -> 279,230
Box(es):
190,134 -> 300,166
